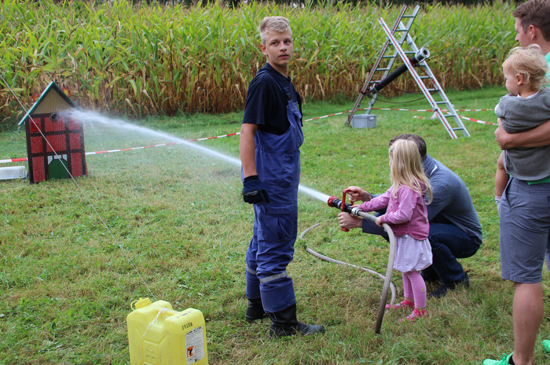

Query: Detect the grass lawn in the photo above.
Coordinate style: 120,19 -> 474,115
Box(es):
1,86 -> 550,364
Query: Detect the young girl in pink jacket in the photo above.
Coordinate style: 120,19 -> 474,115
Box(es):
358,139 -> 433,321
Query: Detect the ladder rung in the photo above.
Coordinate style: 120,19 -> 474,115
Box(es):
382,55 -> 397,58
434,101 -> 448,104
376,68 -> 391,71
452,127 -> 467,131
401,15 -> 416,18
419,76 -> 431,79
426,89 -> 439,92
394,28 -> 409,32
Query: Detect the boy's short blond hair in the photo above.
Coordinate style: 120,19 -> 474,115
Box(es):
259,16 -> 292,44
503,44 -> 549,91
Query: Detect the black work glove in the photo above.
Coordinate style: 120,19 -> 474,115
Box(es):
242,175 -> 270,204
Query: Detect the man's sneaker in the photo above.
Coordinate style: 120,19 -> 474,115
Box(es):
386,300 -> 414,311
482,353 -> 513,365
430,272 -> 470,298
399,308 -> 427,322
543,339 -> 550,353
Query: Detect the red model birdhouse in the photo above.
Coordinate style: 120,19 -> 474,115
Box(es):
18,82 -> 87,183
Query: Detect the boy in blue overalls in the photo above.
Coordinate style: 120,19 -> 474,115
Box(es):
239,16 -> 324,338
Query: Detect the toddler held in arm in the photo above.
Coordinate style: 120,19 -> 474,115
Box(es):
494,45 -> 550,212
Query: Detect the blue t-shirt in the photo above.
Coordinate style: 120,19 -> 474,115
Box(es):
422,155 -> 483,245
242,63 -> 302,135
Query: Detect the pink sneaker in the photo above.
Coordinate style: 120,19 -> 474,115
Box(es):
386,300 -> 414,311
400,308 -> 427,322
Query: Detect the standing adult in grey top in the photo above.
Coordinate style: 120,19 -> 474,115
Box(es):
339,134 -> 483,298
496,87 -> 550,181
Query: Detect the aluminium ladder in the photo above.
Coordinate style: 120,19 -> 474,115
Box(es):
345,5 -> 415,128
346,5 -> 470,139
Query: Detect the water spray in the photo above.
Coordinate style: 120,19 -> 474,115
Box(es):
324,189 -> 397,334
62,110 -> 397,334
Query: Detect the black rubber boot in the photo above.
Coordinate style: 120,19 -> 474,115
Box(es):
245,298 -> 267,323
268,304 -> 325,338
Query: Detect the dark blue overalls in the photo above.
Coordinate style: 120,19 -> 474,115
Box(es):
244,71 -> 304,313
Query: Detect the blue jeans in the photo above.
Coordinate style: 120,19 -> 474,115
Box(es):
362,219 -> 480,286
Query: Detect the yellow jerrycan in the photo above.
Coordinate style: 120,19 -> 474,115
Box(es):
127,298 -> 208,364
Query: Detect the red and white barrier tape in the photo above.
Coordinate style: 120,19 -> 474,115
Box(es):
304,108 -> 492,122
458,115 -> 496,126
186,132 -> 239,142
0,157 -> 28,164
373,108 -> 492,112
304,108 -> 367,121
413,115 -> 496,126
0,132 -> 241,164
2,108 -> 496,165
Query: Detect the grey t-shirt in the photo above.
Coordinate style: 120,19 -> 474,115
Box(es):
495,88 -> 550,181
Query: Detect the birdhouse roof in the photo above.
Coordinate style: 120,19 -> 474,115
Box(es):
18,82 -> 76,126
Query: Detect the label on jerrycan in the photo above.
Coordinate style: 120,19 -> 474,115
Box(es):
185,326 -> 204,364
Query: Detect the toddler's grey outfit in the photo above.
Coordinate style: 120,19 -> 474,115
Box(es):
495,88 -> 550,181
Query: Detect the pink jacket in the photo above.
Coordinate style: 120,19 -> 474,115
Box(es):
358,184 -> 429,240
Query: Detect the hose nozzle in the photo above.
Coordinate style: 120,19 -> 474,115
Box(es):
327,196 -> 353,214
327,189 -> 355,232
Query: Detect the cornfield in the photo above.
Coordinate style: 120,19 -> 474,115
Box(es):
0,0 -> 515,121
